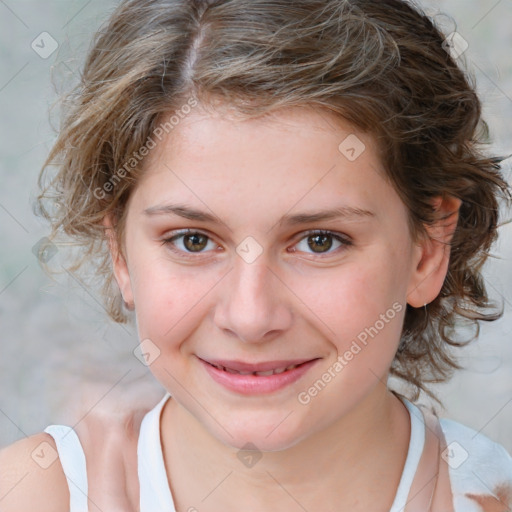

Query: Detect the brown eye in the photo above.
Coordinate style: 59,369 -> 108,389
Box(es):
182,232 -> 209,252
294,230 -> 352,256
162,229 -> 218,259
307,233 -> 334,253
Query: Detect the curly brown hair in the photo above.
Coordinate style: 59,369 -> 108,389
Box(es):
36,0 -> 511,399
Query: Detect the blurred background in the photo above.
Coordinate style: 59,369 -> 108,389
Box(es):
0,0 -> 511,453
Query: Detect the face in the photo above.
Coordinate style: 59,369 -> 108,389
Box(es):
111,105 -> 436,452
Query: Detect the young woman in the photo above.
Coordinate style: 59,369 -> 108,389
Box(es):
1,1 -> 511,510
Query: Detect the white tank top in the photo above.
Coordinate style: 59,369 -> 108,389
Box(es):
44,393 -> 512,512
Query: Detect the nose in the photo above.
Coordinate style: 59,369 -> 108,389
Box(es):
213,257 -> 293,344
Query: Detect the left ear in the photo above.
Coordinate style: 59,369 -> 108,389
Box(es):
407,195 -> 462,308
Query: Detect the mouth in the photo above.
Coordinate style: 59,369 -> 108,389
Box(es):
200,357 -> 318,374
205,361 -> 311,376
198,357 -> 321,395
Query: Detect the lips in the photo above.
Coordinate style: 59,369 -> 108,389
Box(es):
199,358 -> 317,375
208,361 -> 305,376
198,356 -> 320,395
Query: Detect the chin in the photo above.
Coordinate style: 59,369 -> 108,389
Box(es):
208,413 -> 312,454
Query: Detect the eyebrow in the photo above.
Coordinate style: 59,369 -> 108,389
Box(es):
144,202 -> 375,226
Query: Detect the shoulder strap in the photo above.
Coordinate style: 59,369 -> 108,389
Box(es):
405,407 -> 454,512
70,389 -> 167,512
43,425 -> 89,512
75,408 -> 145,512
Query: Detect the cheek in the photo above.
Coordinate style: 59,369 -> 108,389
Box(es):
129,234 -> 411,366
293,250 -> 409,362
130,254 -> 221,344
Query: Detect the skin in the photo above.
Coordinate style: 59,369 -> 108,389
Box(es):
101,104 -> 460,511
72,380 -> 165,512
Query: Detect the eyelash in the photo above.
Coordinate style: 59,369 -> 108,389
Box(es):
161,229 -> 353,260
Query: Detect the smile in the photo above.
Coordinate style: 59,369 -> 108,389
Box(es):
208,362 -> 304,376
198,357 -> 320,395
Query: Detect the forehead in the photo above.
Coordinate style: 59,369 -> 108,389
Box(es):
130,105 -> 405,230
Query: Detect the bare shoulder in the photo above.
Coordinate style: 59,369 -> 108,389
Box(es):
0,385 -> 165,512
0,433 -> 70,512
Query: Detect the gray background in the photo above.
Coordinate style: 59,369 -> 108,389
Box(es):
0,0 -> 511,452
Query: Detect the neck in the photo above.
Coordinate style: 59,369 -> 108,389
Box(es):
160,385 -> 410,512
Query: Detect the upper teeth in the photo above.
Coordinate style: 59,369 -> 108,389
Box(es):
211,363 -> 301,376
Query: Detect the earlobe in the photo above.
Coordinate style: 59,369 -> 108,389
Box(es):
407,196 -> 462,308
102,214 -> 134,309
